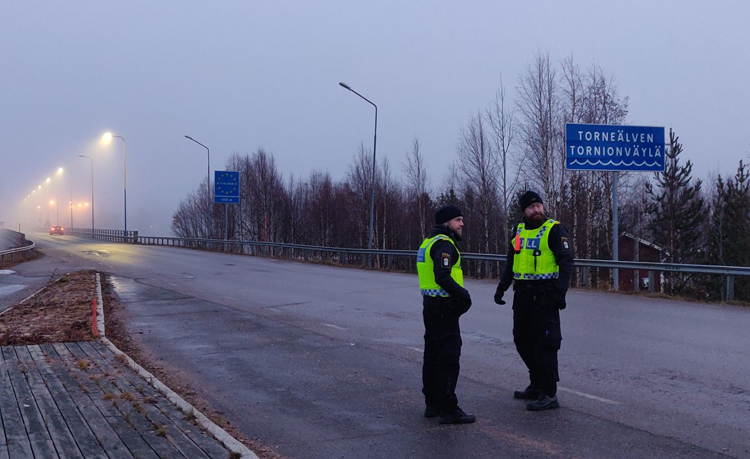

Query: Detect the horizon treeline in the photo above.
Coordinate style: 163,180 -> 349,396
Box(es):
172,51 -> 750,302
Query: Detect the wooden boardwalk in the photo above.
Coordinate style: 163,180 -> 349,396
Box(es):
0,341 -> 233,458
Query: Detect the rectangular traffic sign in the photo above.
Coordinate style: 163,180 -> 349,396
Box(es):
214,171 -> 240,204
565,124 -> 665,172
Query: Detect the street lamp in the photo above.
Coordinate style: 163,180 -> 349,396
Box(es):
102,132 -> 127,232
78,155 -> 95,231
184,135 -> 211,237
339,81 -> 378,252
49,200 -> 58,226
57,167 -> 74,229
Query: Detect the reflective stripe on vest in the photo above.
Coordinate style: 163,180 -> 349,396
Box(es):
416,234 -> 464,296
512,219 -> 559,281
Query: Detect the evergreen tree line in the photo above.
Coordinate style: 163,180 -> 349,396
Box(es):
172,51 -> 749,301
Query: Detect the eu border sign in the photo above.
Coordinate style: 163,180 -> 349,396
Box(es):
214,171 -> 240,204
565,124 -> 665,172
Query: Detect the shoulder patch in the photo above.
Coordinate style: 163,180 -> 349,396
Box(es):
561,236 -> 570,251
441,253 -> 451,267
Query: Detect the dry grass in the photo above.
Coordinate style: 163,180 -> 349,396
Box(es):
0,270 -> 97,345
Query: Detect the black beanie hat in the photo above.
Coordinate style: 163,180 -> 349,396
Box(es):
435,205 -> 463,224
519,191 -> 543,211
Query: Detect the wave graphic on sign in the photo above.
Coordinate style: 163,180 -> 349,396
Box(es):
569,159 -> 661,167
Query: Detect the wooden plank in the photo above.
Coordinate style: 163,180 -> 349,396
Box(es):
54,343 -> 120,418
75,342 -> 186,459
14,347 -> 83,459
84,341 -> 215,459
1,346 -> 57,458
88,341 -> 231,459
40,344 -> 135,459
60,343 -> 163,459
153,396 -> 234,459
27,345 -> 108,459
0,346 -> 34,459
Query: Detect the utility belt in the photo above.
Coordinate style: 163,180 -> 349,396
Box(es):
513,280 -> 556,293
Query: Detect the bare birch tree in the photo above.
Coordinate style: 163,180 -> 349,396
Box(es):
457,111 -> 499,260
403,138 -> 430,242
516,50 -> 563,215
486,78 -> 519,249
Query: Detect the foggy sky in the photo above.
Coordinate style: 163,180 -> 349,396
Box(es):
2,1 -> 748,235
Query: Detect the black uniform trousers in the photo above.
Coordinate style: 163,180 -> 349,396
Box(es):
512,282 -> 562,397
422,296 -> 462,410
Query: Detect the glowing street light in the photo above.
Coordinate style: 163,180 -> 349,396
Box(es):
78,155 -> 95,231
49,199 -> 58,225
102,132 -> 128,232
57,167 -> 75,229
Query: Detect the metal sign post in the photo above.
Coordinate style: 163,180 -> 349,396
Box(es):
565,123 -> 665,291
214,171 -> 240,245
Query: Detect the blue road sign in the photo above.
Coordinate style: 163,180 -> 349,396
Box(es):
214,171 -> 240,204
566,124 -> 665,172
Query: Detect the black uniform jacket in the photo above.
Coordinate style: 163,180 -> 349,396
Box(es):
427,225 -> 469,299
496,219 -> 574,296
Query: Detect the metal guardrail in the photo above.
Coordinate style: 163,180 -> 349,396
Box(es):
68,228 -> 139,243
68,231 -> 750,301
0,242 -> 36,268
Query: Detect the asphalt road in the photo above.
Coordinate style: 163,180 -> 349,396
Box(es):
4,233 -> 750,458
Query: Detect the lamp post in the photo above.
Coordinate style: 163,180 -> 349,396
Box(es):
339,81 -> 378,252
50,199 -> 58,225
184,135 -> 211,237
56,167 -> 74,229
78,155 -> 95,231
103,132 -> 127,232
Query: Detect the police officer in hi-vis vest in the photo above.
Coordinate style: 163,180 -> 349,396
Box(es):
495,191 -> 574,411
417,205 -> 475,424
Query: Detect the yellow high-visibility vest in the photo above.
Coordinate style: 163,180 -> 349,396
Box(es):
512,219 -> 560,280
416,235 -> 464,296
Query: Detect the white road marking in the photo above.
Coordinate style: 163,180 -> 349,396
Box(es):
322,323 -> 347,330
558,387 -> 620,405
266,308 -> 281,313
0,270 -> 16,275
0,285 -> 25,297
407,347 -> 424,353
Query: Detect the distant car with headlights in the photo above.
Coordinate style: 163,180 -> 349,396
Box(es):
50,226 -> 64,235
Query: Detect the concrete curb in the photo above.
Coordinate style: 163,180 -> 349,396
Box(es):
95,272 -> 259,459
95,273 -> 105,336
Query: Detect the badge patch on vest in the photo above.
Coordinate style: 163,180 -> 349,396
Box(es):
441,253 -> 451,267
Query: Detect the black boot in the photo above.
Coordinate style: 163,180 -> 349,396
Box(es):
439,406 -> 476,424
513,385 -> 542,400
424,406 -> 440,418
526,394 -> 560,411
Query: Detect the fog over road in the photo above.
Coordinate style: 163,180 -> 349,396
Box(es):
4,234 -> 749,458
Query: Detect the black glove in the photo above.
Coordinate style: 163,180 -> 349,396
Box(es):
494,289 -> 506,305
452,290 -> 472,316
554,288 -> 567,310
460,291 -> 472,314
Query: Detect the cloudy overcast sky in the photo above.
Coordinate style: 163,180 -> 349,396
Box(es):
2,1 -> 748,234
